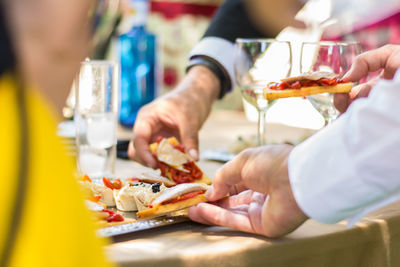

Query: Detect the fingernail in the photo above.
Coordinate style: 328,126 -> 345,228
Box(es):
188,149 -> 198,160
204,188 -> 213,200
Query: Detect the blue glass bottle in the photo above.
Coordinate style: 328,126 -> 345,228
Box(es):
119,0 -> 157,127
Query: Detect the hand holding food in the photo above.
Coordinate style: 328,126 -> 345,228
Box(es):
189,145 -> 308,238
334,44 -> 400,113
150,136 -> 212,185
128,66 -> 220,168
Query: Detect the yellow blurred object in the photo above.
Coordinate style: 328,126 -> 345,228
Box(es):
0,74 -> 114,267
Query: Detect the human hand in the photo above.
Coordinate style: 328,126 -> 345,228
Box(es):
188,145 -> 308,238
128,65 -> 220,168
335,44 -> 400,113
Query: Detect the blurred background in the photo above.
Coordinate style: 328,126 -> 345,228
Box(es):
63,0 -> 400,130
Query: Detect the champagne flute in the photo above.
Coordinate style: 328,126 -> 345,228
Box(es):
300,41 -> 362,125
234,39 -> 292,145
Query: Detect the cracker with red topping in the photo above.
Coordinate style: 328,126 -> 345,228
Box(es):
150,137 -> 212,185
265,72 -> 352,100
137,183 -> 209,220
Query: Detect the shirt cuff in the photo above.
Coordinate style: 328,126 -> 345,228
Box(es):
189,37 -> 235,92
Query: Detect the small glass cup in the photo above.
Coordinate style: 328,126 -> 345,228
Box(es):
75,59 -> 119,177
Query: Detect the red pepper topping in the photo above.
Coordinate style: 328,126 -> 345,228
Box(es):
106,213 -> 124,222
155,136 -> 163,143
82,174 -> 92,183
102,209 -> 114,215
268,77 -> 345,90
157,161 -> 167,177
267,82 -> 278,90
162,190 -> 203,205
173,144 -> 185,153
301,80 -> 319,87
278,82 -> 290,90
102,209 -> 124,222
185,161 -> 203,179
291,81 -> 301,89
152,138 -> 203,183
103,177 -> 123,190
161,161 -> 203,184
88,195 -> 102,202
319,78 -> 338,86
128,177 -> 140,183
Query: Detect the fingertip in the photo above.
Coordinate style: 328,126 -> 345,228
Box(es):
133,135 -> 156,167
205,187 -> 229,202
127,140 -> 136,160
180,129 -> 199,159
143,152 -> 158,169
188,148 -> 199,161
128,139 -> 153,167
204,188 -> 214,200
341,70 -> 353,83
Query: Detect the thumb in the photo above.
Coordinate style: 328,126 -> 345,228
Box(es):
180,125 -> 199,161
334,93 -> 350,114
349,83 -> 372,102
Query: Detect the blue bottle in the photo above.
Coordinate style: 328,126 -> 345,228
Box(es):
119,0 -> 157,127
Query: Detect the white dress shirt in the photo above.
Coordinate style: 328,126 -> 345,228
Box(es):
288,69 -> 400,224
189,37 -> 235,90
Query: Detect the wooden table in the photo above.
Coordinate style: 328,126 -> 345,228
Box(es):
106,110 -> 400,267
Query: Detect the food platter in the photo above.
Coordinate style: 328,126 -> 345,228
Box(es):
85,137 -> 210,238
90,177 -> 190,237
97,211 -> 188,237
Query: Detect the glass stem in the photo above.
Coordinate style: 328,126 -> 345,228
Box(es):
324,115 -> 334,126
324,116 -> 330,126
257,110 -> 267,146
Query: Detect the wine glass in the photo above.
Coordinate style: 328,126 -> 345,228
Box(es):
234,39 -> 292,145
300,41 -> 362,125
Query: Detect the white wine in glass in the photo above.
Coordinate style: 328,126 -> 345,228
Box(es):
300,41 -> 362,125
235,39 -> 292,145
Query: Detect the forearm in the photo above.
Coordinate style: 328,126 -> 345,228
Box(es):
167,65 -> 220,126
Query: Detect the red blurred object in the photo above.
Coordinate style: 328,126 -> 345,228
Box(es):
151,1 -> 218,20
163,66 -> 178,87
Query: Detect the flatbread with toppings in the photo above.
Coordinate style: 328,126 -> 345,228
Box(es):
78,175 -> 116,207
136,171 -> 176,187
136,183 -> 209,220
113,181 -> 167,212
150,137 -> 212,185
265,71 -> 352,100
85,200 -> 136,227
